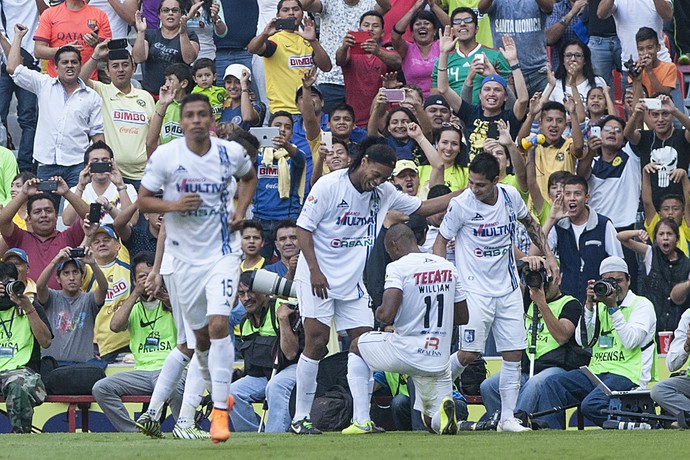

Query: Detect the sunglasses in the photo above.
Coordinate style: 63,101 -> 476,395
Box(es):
160,7 -> 181,14
441,122 -> 462,131
452,17 -> 474,25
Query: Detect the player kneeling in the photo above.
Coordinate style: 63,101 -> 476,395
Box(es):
344,224 -> 469,434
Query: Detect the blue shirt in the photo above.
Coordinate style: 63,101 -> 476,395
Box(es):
219,101 -> 266,131
253,148 -> 306,221
264,260 -> 288,277
214,0 -> 258,50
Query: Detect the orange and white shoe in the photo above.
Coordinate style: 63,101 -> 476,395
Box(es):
210,395 -> 235,444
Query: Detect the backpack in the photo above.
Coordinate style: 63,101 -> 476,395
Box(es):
460,357 -> 487,396
310,384 -> 353,432
44,364 -> 106,395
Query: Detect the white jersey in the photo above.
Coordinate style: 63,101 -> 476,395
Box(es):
439,183 -> 528,296
141,137 -> 252,265
385,252 -> 465,373
296,169 -> 421,300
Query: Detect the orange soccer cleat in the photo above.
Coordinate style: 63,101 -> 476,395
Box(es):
210,395 -> 235,444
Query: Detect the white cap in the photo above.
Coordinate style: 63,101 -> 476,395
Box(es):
223,63 -> 251,81
599,256 -> 628,276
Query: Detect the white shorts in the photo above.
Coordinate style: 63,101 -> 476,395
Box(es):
296,281 -> 373,333
358,331 -> 452,417
460,288 -> 527,353
163,272 -> 195,349
169,254 -> 241,331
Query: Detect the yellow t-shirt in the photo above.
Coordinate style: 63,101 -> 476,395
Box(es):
534,137 -> 575,201
417,165 -> 468,199
12,213 -> 26,230
645,213 -> 690,257
500,174 -> 529,204
263,31 -> 314,114
241,257 -> 266,272
91,81 -> 155,180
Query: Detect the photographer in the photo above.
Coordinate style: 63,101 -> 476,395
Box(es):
533,256 -> 656,429
0,262 -> 52,433
230,271 -> 303,433
480,256 -> 584,417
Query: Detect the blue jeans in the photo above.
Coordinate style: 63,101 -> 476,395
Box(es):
36,163 -> 83,188
522,70 -> 549,98
588,35 -> 622,90
229,364 -> 296,432
215,48 -> 259,96
534,369 -> 635,429
0,70 -> 37,172
479,366 -> 567,416
318,83 -> 346,117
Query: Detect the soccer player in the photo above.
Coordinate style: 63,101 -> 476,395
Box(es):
345,224 -> 468,434
290,137 -> 457,435
432,153 -> 559,432
137,93 -> 258,443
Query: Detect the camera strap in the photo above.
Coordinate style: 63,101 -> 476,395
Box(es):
0,307 -> 15,339
579,304 -> 601,348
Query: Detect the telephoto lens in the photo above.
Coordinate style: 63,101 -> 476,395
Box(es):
593,280 -> 615,297
5,280 -> 25,296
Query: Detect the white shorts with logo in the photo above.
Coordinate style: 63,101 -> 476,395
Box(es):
163,272 -> 196,349
296,281 -> 373,333
358,331 -> 452,417
460,288 -> 526,353
169,254 -> 241,331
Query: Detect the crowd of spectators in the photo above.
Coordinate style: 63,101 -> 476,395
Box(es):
1,0 -> 690,434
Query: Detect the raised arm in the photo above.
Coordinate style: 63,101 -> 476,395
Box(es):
521,212 -> 559,281
300,68 -> 321,142
564,95 -> 584,159
624,100 -> 645,146
37,248 -> 72,305
496,120 -> 527,193
131,11 -> 149,63
7,24 -> 29,75
499,35 -> 527,120
436,26 -> 462,113
367,89 -> 389,136
391,0 -> 425,60
178,5 -> 201,64
641,167 -> 657,227
297,17 -> 332,72
110,285 -> 141,332
617,229 -> 650,257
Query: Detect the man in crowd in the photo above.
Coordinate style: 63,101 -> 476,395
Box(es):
265,220 -> 300,279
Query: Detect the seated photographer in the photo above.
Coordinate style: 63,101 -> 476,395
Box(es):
533,256 -> 656,429
92,252 -> 184,433
62,141 -> 138,227
2,249 -> 36,302
37,247 -> 108,368
480,256 -> 585,418
230,271 -> 302,433
0,262 -> 52,433
264,220 -> 300,280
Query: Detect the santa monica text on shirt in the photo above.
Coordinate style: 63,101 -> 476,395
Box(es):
335,212 -> 375,226
473,222 -> 515,237
493,18 -> 542,34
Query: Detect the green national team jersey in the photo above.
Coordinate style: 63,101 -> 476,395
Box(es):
192,85 -> 227,122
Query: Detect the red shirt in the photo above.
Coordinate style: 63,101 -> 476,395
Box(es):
5,220 -> 85,290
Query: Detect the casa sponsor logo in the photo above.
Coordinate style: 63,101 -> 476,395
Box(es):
330,236 -> 374,248
176,178 -> 226,194
473,244 -> 511,258
113,109 -> 148,125
335,211 -> 375,226
288,55 -> 313,68
472,221 -> 514,237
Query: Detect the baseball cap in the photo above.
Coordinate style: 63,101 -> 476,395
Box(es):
223,63 -> 251,81
423,95 -> 450,110
392,160 -> 418,177
2,248 -> 28,264
295,84 -> 323,102
599,256 -> 629,276
481,74 -> 507,91
56,258 -> 84,275
96,225 -> 117,240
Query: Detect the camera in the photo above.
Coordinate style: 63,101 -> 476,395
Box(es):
624,58 -> 640,78
70,247 -> 86,258
247,269 -> 297,298
593,278 -> 618,298
517,260 -> 549,289
0,280 -> 26,309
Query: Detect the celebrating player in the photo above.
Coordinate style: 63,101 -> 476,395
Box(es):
433,153 -> 558,432
138,93 -> 257,443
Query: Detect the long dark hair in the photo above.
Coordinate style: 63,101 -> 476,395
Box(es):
437,125 -> 467,168
554,39 -> 598,92
383,107 -> 417,137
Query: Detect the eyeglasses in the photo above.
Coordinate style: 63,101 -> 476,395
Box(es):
160,7 -> 181,14
602,125 -> 623,133
564,52 -> 584,60
441,122 -> 462,131
452,17 -> 474,25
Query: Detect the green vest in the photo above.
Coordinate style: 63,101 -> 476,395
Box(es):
589,296 -> 647,385
160,100 -> 182,144
525,295 -> 575,362
384,372 -> 409,397
0,308 -> 33,371
240,304 -> 278,339
129,301 -> 177,371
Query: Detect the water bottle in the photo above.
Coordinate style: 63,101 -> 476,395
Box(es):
520,133 -> 546,150
602,420 -> 652,430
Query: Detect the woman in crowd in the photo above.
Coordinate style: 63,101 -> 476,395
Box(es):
548,39 -> 606,106
8,171 -> 36,231
133,0 -> 200,94
184,0 -> 227,61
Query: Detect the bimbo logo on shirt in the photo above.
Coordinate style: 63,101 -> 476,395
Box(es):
258,164 -> 279,178
176,178 -> 225,193
112,109 -> 148,125
288,55 -> 313,68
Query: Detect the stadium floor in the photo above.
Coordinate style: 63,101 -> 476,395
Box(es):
1,430 -> 685,459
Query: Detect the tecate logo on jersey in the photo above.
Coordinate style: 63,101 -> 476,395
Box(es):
413,269 -> 454,285
330,237 -> 374,248
473,245 -> 511,258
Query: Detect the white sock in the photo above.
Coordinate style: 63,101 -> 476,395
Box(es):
499,360 -> 521,422
148,348 -> 190,420
195,349 -> 212,390
293,354 -> 320,422
431,410 -> 441,434
450,352 -> 466,382
346,353 -> 372,424
177,354 -> 206,429
208,336 -> 234,410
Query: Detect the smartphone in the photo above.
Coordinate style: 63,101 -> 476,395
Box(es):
382,88 -> 405,103
486,121 -> 499,140
322,131 -> 333,151
37,180 -> 58,192
473,53 -> 484,64
274,18 -> 296,31
88,202 -> 102,225
250,127 -> 280,148
107,38 -> 128,50
90,161 -> 112,173
590,126 -> 601,138
641,98 -> 662,110
350,31 -> 371,55
70,247 -> 85,258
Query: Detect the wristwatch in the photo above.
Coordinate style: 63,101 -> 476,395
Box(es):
607,306 -> 620,316
559,18 -> 567,26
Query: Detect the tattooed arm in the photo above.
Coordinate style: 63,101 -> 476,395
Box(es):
520,212 -> 560,282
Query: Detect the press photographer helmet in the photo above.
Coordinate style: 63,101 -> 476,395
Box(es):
247,269 -> 297,298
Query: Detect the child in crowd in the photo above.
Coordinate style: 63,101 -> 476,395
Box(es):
147,63 -> 195,154
310,139 -> 351,186
240,220 -> 266,272
191,58 -> 227,123
634,27 -> 676,97
219,64 -> 264,131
